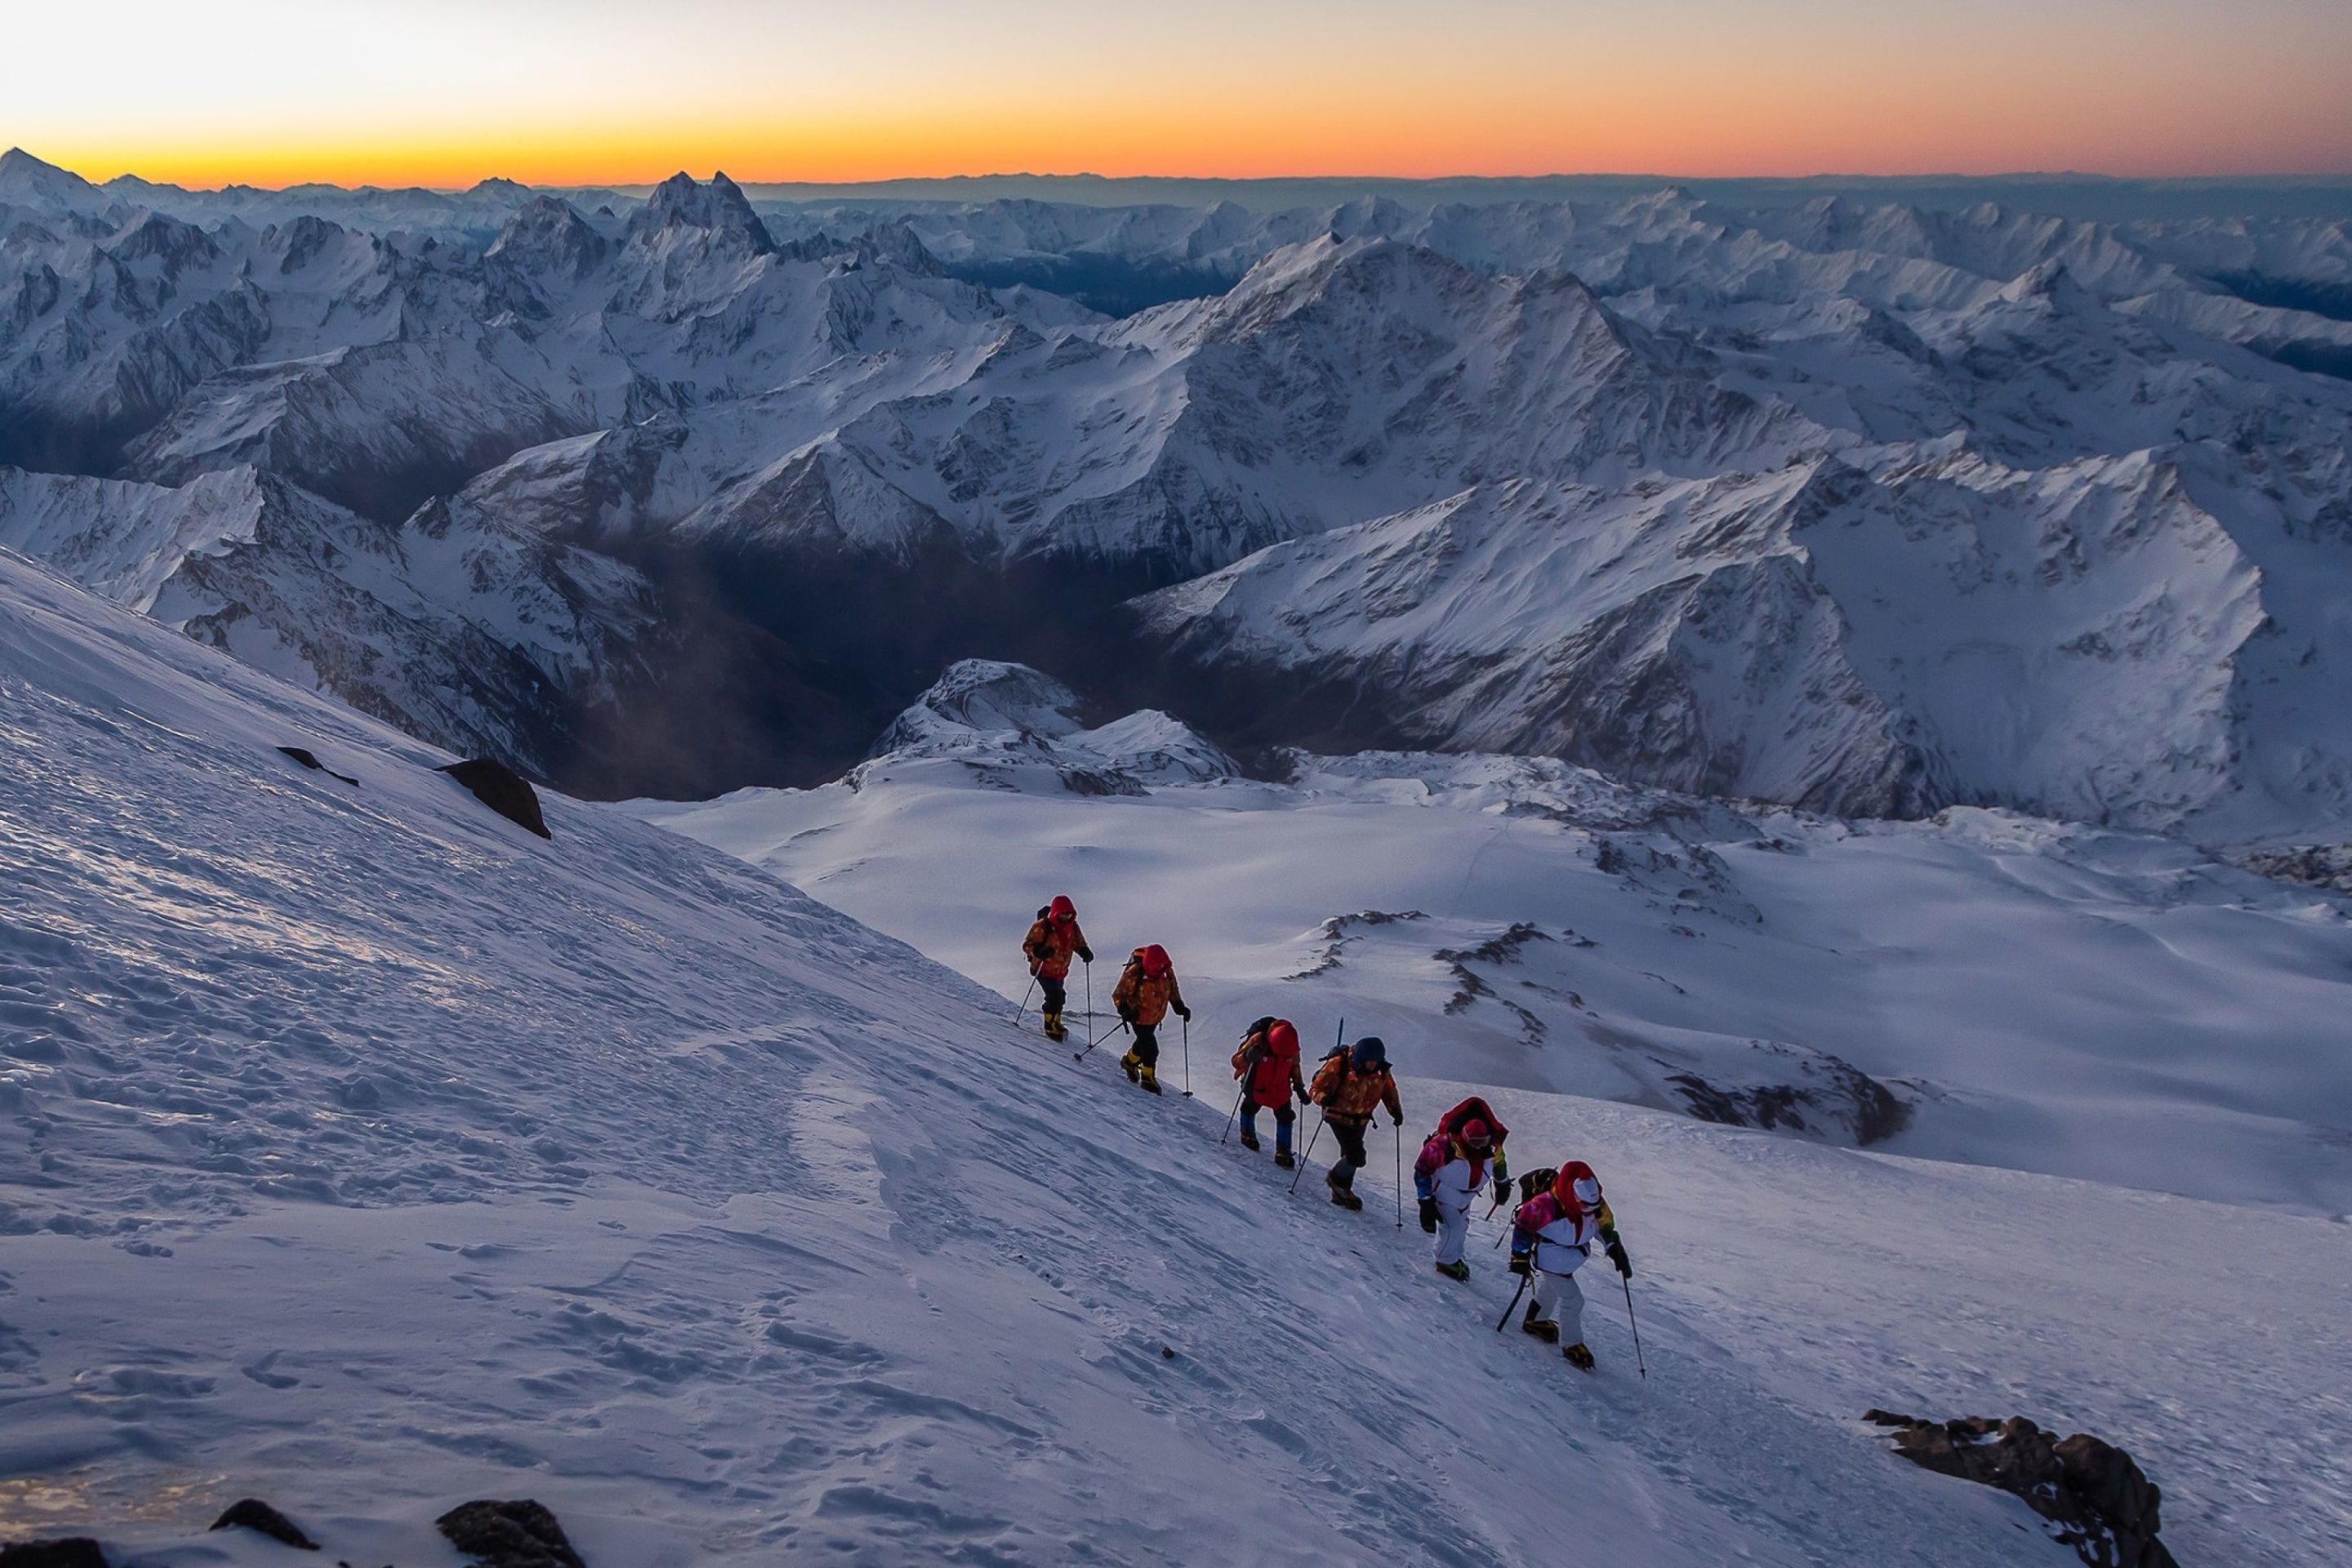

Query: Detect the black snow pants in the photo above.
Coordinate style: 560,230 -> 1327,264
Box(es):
1129,1022 -> 1160,1067
1328,1116 -> 1372,1187
1040,974 -> 1067,1015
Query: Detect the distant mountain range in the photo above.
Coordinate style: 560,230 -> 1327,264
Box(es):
5,147 -> 2351,840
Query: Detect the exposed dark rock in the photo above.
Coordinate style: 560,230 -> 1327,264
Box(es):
434,1499 -> 585,1568
2238,842 -> 2352,894
1868,1411 -> 2180,1567
437,758 -> 552,839
212,1498 -> 318,1549
278,746 -> 359,786
1669,1045 -> 1912,1146
0,1540 -> 108,1568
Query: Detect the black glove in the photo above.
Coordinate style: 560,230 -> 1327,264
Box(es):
1508,1251 -> 1532,1277
1492,1175 -> 1511,1205
1117,1006 -> 1136,1024
1606,1238 -> 1633,1278
1077,947 -> 1094,964
1417,1197 -> 1440,1234
1389,1111 -> 1404,1127
1174,1003 -> 1192,1020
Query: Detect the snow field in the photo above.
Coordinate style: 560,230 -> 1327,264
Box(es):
628,751 -> 2352,1214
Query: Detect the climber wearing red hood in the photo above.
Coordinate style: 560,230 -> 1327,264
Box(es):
1230,1017 -> 1309,1165
1111,942 -> 1189,1094
1414,1115 -> 1498,1281
1022,896 -> 1093,1042
1433,1095 -> 1513,1205
1509,1160 -> 1633,1371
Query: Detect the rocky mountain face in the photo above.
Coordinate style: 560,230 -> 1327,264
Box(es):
3,149 -> 2351,839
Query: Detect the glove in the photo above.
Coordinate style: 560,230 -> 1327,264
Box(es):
1077,947 -> 1094,964
1606,1239 -> 1633,1278
1508,1251 -> 1532,1277
1117,1006 -> 1136,1024
1028,962 -> 1040,977
1493,1175 -> 1511,1205
1174,1003 -> 1192,1020
1417,1197 -> 1440,1234
1389,1111 -> 1404,1127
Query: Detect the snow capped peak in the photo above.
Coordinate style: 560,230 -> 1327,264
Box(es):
881,657 -> 1089,745
628,169 -> 775,254
0,147 -> 106,213
859,659 -> 1238,792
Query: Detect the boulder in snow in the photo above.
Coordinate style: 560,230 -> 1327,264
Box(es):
435,1499 -> 585,1568
438,758 -> 552,840
209,1499 -> 316,1550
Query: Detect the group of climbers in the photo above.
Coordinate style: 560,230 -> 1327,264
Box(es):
1021,895 -> 1636,1374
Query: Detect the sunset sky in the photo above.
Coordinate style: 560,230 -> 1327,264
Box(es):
7,0 -> 2349,189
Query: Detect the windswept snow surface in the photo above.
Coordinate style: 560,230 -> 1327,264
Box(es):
2,556 -> 2348,1564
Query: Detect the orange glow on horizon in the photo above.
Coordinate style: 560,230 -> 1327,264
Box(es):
9,0 -> 2350,193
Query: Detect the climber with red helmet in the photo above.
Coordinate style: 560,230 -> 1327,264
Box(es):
1413,1112 -> 1499,1281
1432,1096 -> 1513,1206
1022,896 -> 1093,1043
1111,942 -> 1189,1094
1229,1017 -> 1310,1165
1508,1160 -> 1633,1371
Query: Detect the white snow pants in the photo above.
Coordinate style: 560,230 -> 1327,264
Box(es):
1530,1269 -> 1586,1343
1432,1200 -> 1471,1266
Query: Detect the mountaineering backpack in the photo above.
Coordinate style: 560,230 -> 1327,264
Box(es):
1517,1167 -> 1558,1206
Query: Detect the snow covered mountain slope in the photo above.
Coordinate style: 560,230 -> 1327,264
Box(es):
7,154 -> 2352,826
628,664 -> 2352,1214
0,467 -> 659,776
7,546 -> 2350,1566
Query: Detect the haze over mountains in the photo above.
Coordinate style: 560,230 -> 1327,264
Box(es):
6,147 -> 2352,841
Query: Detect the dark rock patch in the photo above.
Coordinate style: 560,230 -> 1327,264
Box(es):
212,1498 -> 318,1549
435,1499 -> 585,1568
2239,842 -> 2352,894
0,1540 -> 109,1568
277,746 -> 359,786
1671,1045 -> 1912,1146
1867,1410 -> 2179,1567
436,758 -> 552,839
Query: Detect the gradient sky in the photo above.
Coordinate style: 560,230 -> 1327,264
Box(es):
6,0 -> 2349,189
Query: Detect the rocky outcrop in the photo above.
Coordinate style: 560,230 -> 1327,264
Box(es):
0,1542 -> 107,1568
435,1499 -> 586,1568
439,758 -> 552,839
1867,1411 -> 2179,1567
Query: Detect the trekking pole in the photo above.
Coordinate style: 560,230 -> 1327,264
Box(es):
1620,1272 -> 1647,1379
1085,962 -> 1094,1047
1494,1272 -> 1531,1333
1393,1120 -> 1403,1228
1285,1108 -> 1326,1193
1076,1018 -> 1128,1063
1219,1080 -> 1250,1144
1011,974 -> 1037,1027
1181,1015 -> 1192,1097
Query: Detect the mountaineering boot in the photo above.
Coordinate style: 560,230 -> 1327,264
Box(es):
1138,1066 -> 1163,1095
1240,1127 -> 1260,1152
1435,1260 -> 1470,1283
1564,1343 -> 1596,1371
1274,1152 -> 1295,1169
1120,1050 -> 1141,1083
1327,1170 -> 1364,1210
1043,1010 -> 1065,1042
1521,1304 -> 1559,1343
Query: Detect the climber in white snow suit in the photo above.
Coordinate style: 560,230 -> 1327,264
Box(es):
1412,1117 -> 1495,1281
1509,1160 -> 1632,1371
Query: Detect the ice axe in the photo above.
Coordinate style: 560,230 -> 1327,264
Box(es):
1494,1271 -> 1531,1333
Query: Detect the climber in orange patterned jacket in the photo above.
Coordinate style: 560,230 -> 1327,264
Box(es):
1307,1035 -> 1404,1210
1022,895 -> 1092,1042
1111,943 -> 1188,1095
